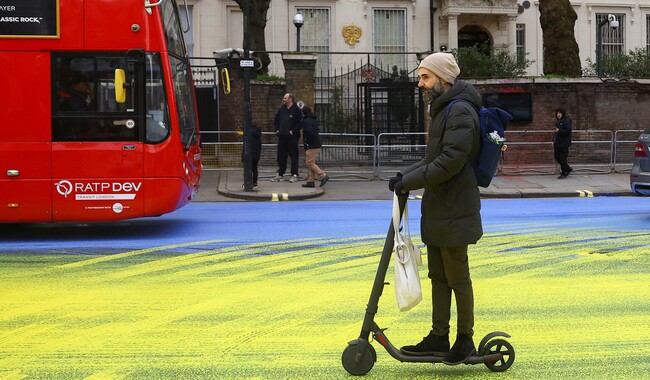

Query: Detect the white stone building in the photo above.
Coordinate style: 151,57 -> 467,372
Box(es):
179,0 -> 650,77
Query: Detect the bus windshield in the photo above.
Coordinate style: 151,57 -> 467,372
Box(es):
161,0 -> 187,58
169,56 -> 199,149
161,1 -> 199,150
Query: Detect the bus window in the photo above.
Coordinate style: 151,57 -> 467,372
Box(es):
160,1 -> 198,151
161,0 -> 187,58
145,53 -> 171,143
169,56 -> 198,150
53,55 -> 138,142
52,53 -> 171,144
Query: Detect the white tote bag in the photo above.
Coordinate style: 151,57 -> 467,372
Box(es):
392,193 -> 423,312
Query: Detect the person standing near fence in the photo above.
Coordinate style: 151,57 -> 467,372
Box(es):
553,107 -> 573,179
388,52 -> 482,365
300,106 -> 329,188
241,123 -> 262,190
271,93 -> 302,183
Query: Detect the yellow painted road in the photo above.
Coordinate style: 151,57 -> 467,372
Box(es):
1,231 -> 649,379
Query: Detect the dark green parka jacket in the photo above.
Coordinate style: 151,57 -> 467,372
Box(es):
399,80 -> 483,246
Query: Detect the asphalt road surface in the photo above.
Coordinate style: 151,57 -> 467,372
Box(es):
2,197 -> 649,253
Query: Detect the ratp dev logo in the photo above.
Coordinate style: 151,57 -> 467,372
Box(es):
55,180 -> 73,198
54,180 -> 140,200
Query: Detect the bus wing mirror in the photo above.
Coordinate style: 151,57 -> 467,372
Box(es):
221,68 -> 231,95
115,69 -> 126,103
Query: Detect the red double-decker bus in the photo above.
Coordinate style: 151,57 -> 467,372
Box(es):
1,0 -> 217,223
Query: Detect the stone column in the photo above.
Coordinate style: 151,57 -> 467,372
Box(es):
447,14 -> 459,50
281,52 -> 317,108
507,15 -> 517,55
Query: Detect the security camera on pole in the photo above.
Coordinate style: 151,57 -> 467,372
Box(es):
597,14 -> 619,78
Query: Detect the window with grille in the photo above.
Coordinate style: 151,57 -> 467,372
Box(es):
373,9 -> 407,73
516,24 -> 525,64
297,7 -> 330,76
596,13 -> 625,57
647,15 -> 650,52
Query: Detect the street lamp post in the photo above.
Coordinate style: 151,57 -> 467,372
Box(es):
597,14 -> 619,78
293,12 -> 304,52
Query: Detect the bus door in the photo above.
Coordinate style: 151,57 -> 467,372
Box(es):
51,53 -> 146,222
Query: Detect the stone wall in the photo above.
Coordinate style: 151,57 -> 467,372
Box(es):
217,65 -> 285,138
473,79 -> 650,167
217,54 -> 317,137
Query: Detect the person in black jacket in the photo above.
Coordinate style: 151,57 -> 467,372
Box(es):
553,108 -> 573,179
59,73 -> 94,112
300,106 -> 329,188
241,123 -> 262,190
389,52 -> 481,365
271,93 -> 302,183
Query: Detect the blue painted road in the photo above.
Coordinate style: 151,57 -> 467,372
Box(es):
1,197 -> 650,253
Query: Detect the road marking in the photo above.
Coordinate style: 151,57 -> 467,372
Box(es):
576,190 -> 594,197
271,193 -> 290,201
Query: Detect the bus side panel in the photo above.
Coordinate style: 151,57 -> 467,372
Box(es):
0,143 -> 52,223
0,51 -> 53,223
142,140 -> 196,216
50,178 -> 144,222
83,1 -> 163,51
0,52 -> 51,142
143,178 -> 192,217
51,142 -> 144,222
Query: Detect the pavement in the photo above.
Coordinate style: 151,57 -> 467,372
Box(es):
193,168 -> 635,202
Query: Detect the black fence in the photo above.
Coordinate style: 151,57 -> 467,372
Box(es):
190,52 -> 427,138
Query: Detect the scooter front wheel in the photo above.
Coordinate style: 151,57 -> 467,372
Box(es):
341,342 -> 376,376
483,338 -> 515,372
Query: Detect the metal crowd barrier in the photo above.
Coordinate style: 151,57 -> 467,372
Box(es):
200,129 -> 639,179
613,129 -> 643,173
376,132 -> 426,180
501,130 -> 614,175
200,131 -> 377,180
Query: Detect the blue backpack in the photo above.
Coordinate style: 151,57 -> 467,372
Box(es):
444,99 -> 512,187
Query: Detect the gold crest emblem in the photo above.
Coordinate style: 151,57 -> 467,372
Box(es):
342,24 -> 362,46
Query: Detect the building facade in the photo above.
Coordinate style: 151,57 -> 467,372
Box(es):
180,0 -> 650,77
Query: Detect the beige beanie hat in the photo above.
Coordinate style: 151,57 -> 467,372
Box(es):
418,52 -> 460,84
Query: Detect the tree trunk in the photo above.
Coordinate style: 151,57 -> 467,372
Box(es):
234,0 -> 271,74
539,0 -> 582,77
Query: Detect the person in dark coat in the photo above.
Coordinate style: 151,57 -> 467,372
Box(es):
271,93 -> 302,183
300,106 -> 329,188
241,123 -> 262,190
59,72 -> 94,112
389,52 -> 482,365
553,108 -> 573,179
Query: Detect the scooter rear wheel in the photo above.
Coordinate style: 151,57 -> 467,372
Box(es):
341,342 -> 376,376
483,338 -> 515,372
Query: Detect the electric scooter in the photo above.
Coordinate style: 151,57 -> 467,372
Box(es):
341,194 -> 515,375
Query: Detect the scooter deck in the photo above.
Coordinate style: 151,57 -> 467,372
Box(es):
399,350 -> 502,365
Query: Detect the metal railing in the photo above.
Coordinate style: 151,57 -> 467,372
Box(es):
376,132 -> 426,179
613,129 -> 643,173
500,130 -> 614,175
200,131 -> 377,180
200,129 -> 639,179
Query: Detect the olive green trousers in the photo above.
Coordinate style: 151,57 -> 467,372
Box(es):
427,245 -> 474,337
